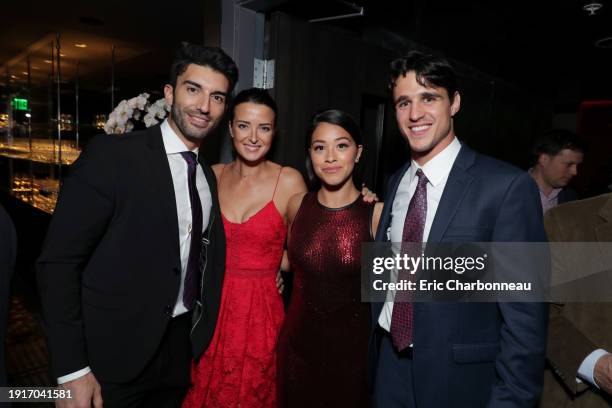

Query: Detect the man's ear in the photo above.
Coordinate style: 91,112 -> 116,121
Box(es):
538,153 -> 551,167
450,91 -> 461,117
164,84 -> 174,108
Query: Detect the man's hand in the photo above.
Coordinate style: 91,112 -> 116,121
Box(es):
361,183 -> 379,203
57,372 -> 102,408
276,269 -> 284,295
594,354 -> 612,395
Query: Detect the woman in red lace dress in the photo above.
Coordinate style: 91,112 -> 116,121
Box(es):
278,110 -> 383,407
182,88 -> 307,408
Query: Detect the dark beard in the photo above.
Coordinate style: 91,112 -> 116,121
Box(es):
171,104 -> 210,140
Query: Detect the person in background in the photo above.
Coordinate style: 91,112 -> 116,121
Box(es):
530,129 -> 585,212
277,109 -> 383,408
540,192 -> 612,408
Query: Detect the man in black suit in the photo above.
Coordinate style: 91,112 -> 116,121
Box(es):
38,43 -> 237,407
0,203 -> 16,387
529,129 -> 585,213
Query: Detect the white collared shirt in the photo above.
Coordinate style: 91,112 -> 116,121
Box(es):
160,119 -> 212,317
378,137 -> 462,331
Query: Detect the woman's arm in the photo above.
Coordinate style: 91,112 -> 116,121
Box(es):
275,166 -> 308,225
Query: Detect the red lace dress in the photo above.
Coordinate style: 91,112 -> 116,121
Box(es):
182,169 -> 286,408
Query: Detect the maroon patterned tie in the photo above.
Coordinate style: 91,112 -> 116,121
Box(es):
390,168 -> 428,351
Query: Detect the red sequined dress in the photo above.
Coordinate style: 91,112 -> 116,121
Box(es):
277,192 -> 373,408
183,168 -> 286,408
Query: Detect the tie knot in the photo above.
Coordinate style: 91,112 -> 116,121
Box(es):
180,151 -> 198,167
415,168 -> 428,185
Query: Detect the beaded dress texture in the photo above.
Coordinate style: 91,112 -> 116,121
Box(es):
277,192 -> 373,408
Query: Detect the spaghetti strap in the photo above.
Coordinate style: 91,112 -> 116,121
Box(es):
272,166 -> 283,200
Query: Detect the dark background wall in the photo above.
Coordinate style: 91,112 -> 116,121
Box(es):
267,11 -> 554,195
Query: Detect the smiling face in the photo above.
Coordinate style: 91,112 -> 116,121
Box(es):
230,102 -> 276,164
393,70 -> 461,165
164,64 -> 229,146
309,122 -> 362,188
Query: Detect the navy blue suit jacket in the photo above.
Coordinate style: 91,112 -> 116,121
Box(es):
370,144 -> 548,408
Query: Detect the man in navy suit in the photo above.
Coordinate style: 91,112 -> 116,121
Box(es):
370,51 -> 548,407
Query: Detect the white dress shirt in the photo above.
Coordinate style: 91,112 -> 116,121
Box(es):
378,137 -> 461,331
58,120 -> 211,384
161,119 -> 212,317
577,348 -> 609,387
528,168 -> 562,213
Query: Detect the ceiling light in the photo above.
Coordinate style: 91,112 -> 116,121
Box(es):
74,43 -> 87,48
583,2 -> 603,15
32,66 -> 40,70
59,53 -> 66,57
44,60 -> 52,64
22,71 -> 28,75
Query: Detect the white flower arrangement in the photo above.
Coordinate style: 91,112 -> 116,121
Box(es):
104,93 -> 170,134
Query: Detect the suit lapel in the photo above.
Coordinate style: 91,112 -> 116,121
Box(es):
146,125 -> 181,264
595,195 -> 612,241
375,161 -> 412,242
427,145 -> 476,243
372,161 -> 411,320
198,155 -> 220,230
594,195 -> 612,288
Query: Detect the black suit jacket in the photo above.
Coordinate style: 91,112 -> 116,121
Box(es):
0,204 -> 16,386
370,145 -> 549,407
37,125 -> 225,382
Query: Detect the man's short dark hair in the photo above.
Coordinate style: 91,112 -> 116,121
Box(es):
169,42 -> 239,93
531,129 -> 586,163
389,51 -> 458,102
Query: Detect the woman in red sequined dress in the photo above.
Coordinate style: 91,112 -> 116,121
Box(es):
277,110 -> 384,407
182,88 -> 307,408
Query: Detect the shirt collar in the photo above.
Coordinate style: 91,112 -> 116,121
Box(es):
543,187 -> 562,201
409,137 -> 461,187
160,119 -> 200,155
528,168 -> 562,199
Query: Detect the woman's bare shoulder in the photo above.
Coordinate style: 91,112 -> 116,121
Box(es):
211,163 -> 226,180
287,191 -> 308,220
278,166 -> 307,195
